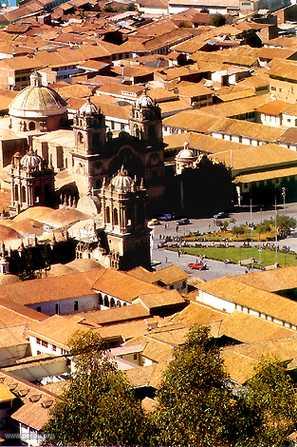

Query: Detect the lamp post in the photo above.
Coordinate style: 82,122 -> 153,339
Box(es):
281,186 -> 286,210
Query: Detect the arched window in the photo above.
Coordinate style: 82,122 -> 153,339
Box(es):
29,121 -> 36,131
104,295 -> 109,307
106,206 -> 110,223
110,297 -> 115,308
113,208 -> 118,226
98,293 -> 103,305
14,185 -> 19,201
21,186 -> 26,203
77,132 -> 84,144
117,300 -> 121,307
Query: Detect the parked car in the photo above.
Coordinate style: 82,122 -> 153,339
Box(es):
158,212 -> 176,221
188,262 -> 208,270
178,218 -> 191,225
213,211 -> 229,219
148,218 -> 160,226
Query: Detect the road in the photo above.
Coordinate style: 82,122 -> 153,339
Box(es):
150,202 -> 297,280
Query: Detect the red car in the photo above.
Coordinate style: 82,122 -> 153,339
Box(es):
188,262 -> 208,270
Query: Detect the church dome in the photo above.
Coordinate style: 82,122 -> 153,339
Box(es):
136,94 -> 155,108
9,72 -> 67,119
79,98 -> 99,115
20,151 -> 42,170
111,166 -> 133,193
176,143 -> 196,160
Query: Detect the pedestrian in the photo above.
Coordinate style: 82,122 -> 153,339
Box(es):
176,225 -> 179,233
165,256 -> 168,263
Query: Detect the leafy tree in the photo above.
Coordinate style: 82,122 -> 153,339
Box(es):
276,215 -> 296,238
232,358 -> 297,447
152,325 -> 233,447
44,331 -> 146,446
210,13 -> 226,27
232,224 -> 246,235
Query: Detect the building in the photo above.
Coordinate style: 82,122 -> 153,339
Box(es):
10,151 -> 55,214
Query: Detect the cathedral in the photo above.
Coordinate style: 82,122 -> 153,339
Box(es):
0,71 -> 165,271
4,71 -> 165,211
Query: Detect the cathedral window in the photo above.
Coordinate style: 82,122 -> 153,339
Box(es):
21,186 -> 26,203
106,206 -> 110,223
113,208 -> 119,226
14,185 -> 19,201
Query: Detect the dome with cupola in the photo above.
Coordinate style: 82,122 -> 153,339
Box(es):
9,71 -> 67,133
20,150 -> 42,171
135,94 -> 155,108
79,98 -> 99,115
176,142 -> 196,160
111,166 -> 133,193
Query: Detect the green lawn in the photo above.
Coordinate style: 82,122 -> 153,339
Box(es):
177,247 -> 297,268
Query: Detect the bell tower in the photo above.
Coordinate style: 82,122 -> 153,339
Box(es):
129,93 -> 163,146
73,98 -> 106,156
99,166 -> 151,270
10,150 -> 55,215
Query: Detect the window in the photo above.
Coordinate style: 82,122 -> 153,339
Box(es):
36,338 -> 41,345
113,208 -> 118,226
36,306 -> 42,312
41,340 -> 48,347
133,353 -> 138,360
74,300 -> 79,312
52,345 -> 56,351
55,303 -> 60,314
106,206 -> 110,223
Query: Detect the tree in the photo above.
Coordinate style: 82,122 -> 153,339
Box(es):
276,215 -> 296,238
232,358 -> 297,447
44,331 -> 146,446
152,325 -> 233,447
210,13 -> 226,27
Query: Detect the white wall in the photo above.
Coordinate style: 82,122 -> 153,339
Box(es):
197,291 -> 236,312
29,294 -> 99,315
29,335 -> 69,357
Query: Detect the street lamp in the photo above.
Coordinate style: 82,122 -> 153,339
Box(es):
281,187 -> 286,210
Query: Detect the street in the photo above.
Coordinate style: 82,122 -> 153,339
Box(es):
150,202 -> 297,280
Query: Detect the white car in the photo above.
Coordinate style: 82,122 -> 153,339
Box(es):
148,218 -> 160,226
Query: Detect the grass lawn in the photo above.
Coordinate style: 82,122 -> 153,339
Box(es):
177,247 -> 297,268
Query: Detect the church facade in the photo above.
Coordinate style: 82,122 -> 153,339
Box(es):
3,72 -> 160,271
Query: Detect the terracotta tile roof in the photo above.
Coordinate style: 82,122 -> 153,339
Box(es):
126,362 -> 166,389
163,110 -> 220,133
164,132 -> 245,156
202,93 -> 271,116
81,303 -> 150,325
235,166 -> 297,184
28,314 -> 101,349
0,325 -> 28,349
210,117 -> 285,143
279,127 -> 297,145
222,349 -> 257,384
226,335 -> 297,364
237,266 -> 297,292
136,289 -> 185,310
11,401 -> 51,431
0,269 -> 103,306
210,143 -> 297,173
92,269 -> 163,302
256,100 -> 288,116
198,277 -> 297,326
270,59 -> 297,82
